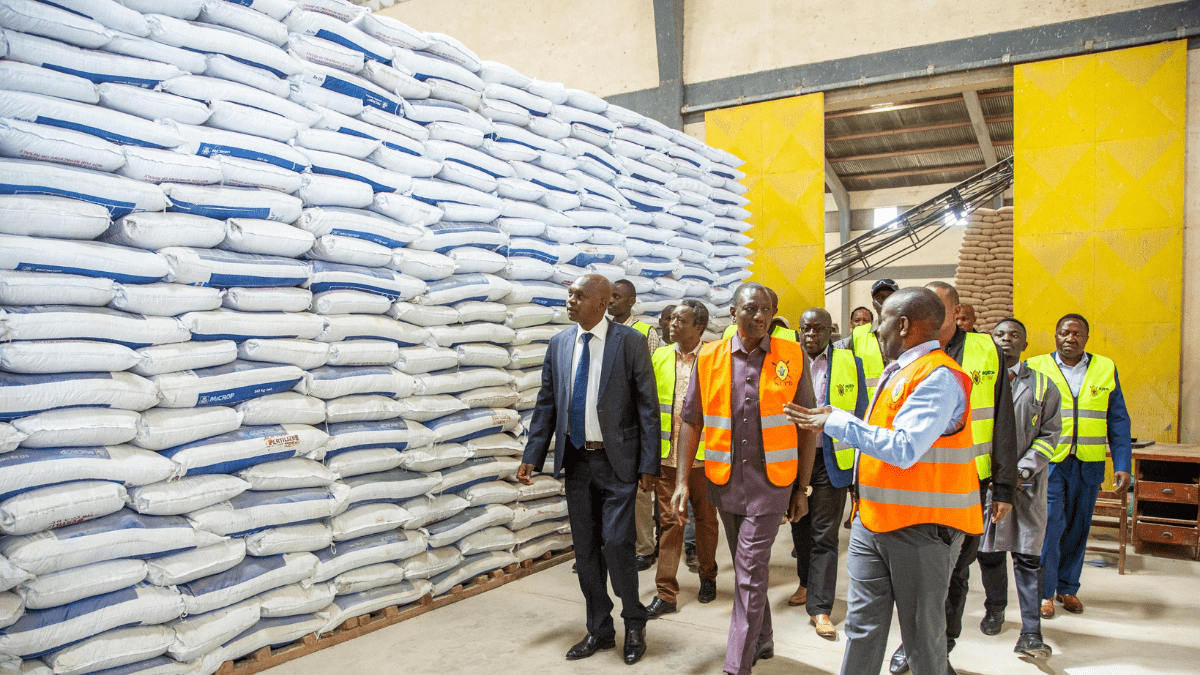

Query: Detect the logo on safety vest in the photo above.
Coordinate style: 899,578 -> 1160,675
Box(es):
775,360 -> 790,382
890,376 -> 908,400
1088,384 -> 1110,397
836,383 -> 854,397
971,369 -> 996,386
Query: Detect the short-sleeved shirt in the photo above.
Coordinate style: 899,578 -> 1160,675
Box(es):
682,332 -> 813,516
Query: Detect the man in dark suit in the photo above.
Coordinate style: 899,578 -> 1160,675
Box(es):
518,273 -> 661,666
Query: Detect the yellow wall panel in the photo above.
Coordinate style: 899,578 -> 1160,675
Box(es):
705,94 -> 825,323
1014,41 -> 1186,443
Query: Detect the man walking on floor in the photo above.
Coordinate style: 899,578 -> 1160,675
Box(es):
646,300 -> 719,618
789,307 -> 867,640
670,282 -> 818,675
790,287 -> 982,675
977,318 -> 1060,659
889,281 -> 1018,674
1026,313 -> 1132,618
609,278 -> 662,571
518,274 -> 660,666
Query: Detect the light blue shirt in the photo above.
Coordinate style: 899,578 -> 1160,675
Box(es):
826,339 -> 967,470
1053,351 -> 1090,397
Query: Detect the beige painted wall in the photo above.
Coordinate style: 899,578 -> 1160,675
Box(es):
379,0 -> 659,97
1182,48 -> 1199,443
684,0 -> 1180,85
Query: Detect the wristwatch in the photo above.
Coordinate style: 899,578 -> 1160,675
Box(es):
1019,468 -> 1033,481
796,485 -> 813,496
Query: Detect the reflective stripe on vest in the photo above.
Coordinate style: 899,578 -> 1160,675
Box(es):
856,350 -> 982,535
1025,353 -> 1116,463
960,332 -> 1000,480
722,325 -> 799,342
651,345 -> 704,461
851,324 -> 885,403
695,336 -> 804,487
827,347 -> 859,471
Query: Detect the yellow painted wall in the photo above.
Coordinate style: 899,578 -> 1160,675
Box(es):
1013,41 -> 1187,443
705,94 -> 826,323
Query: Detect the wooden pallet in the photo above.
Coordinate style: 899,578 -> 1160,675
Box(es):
214,548 -> 574,675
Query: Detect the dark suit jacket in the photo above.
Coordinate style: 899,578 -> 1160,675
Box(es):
522,321 -> 661,483
820,343 -> 868,489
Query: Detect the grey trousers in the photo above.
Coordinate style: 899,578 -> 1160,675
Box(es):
718,509 -> 781,675
841,518 -> 964,675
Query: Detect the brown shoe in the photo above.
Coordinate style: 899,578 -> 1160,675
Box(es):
788,583 -> 807,606
810,614 -> 836,639
1057,593 -> 1083,614
1040,598 -> 1055,619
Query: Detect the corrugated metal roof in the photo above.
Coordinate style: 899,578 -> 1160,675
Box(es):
824,88 -> 1014,192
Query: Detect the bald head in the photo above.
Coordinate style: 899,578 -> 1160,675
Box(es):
877,287 -> 945,360
568,274 -> 613,330
925,281 -> 960,346
799,307 -> 833,358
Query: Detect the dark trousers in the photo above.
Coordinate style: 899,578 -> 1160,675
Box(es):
1042,456 -> 1100,598
944,483 -> 988,643
790,455 -> 848,617
654,465 -> 718,603
564,444 -> 648,639
978,551 -> 1044,635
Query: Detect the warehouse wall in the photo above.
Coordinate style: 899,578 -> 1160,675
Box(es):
378,0 -> 660,97
682,0 -> 1180,85
1183,47 -> 1200,444
705,94 -> 826,323
1013,41 -> 1187,444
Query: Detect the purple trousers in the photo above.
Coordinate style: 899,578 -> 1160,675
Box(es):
718,509 -> 782,675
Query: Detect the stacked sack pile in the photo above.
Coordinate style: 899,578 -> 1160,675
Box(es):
0,1 -> 753,674
953,206 -> 1014,332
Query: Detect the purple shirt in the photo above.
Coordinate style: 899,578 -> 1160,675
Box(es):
683,333 -> 815,516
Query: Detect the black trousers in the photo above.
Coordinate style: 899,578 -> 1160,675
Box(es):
944,483 -> 989,644
564,444 -> 647,639
790,453 -> 847,617
978,551 -> 1044,635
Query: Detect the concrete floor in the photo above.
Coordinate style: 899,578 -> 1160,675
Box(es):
273,524 -> 1200,675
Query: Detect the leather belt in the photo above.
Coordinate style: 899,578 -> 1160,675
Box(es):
583,441 -> 604,450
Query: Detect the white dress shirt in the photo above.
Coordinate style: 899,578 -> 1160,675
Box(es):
569,317 -> 608,443
826,339 -> 968,470
1053,351 -> 1090,397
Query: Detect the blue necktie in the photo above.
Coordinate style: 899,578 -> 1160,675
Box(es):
569,333 -> 592,446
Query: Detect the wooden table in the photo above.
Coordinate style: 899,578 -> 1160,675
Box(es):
1132,443 -> 1200,560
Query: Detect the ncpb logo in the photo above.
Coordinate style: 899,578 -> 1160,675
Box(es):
836,383 -> 854,397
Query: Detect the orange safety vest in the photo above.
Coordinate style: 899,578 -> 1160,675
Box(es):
695,335 -> 805,487
856,349 -> 983,535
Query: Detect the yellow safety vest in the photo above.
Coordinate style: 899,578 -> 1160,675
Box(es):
651,346 -> 704,461
960,332 -> 1000,480
1025,353 -> 1116,463
827,348 -> 859,471
851,324 -> 885,402
722,325 -> 799,342
631,320 -> 652,338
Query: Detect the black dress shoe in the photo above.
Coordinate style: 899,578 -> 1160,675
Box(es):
698,578 -> 717,603
646,597 -> 677,618
636,555 -> 655,571
980,609 -> 1004,635
752,639 -> 774,665
889,644 -> 909,674
623,627 -> 646,665
566,633 -> 615,660
1014,632 -> 1052,658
